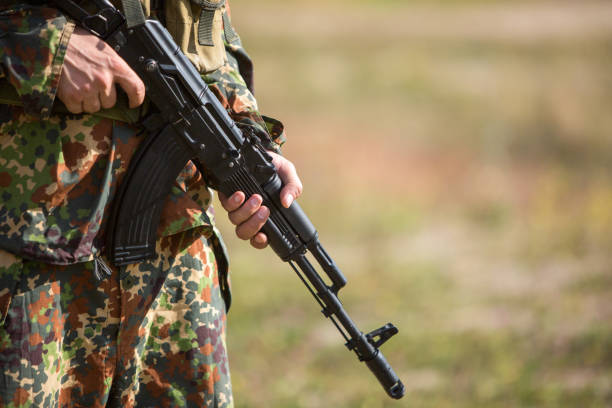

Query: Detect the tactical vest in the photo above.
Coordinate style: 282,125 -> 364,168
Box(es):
115,0 -> 228,73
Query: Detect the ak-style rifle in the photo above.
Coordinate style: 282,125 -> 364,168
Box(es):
52,0 -> 405,399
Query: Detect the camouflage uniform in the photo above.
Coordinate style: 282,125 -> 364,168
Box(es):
0,1 -> 284,406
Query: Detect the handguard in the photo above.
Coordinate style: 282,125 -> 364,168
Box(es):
52,0 -> 405,399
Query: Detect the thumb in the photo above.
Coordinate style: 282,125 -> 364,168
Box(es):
271,154 -> 302,208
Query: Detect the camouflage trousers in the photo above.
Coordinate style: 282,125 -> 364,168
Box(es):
0,228 -> 233,408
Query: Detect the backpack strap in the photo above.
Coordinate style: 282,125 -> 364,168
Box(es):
120,0 -> 146,27
192,0 -> 226,46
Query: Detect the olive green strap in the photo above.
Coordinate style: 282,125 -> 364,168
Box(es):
194,0 -> 225,46
222,9 -> 239,44
120,0 -> 146,28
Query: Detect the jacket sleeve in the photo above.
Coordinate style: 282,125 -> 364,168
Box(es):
202,2 -> 286,153
0,4 -> 74,118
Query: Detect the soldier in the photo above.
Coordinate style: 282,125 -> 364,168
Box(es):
0,1 -> 301,406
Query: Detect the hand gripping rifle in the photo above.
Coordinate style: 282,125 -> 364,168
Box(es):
52,0 -> 405,399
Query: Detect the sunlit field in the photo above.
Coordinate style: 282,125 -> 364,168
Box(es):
214,1 -> 612,406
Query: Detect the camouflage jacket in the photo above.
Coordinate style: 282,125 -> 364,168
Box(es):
0,1 -> 285,264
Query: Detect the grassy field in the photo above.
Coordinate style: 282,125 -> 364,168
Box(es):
214,1 -> 612,406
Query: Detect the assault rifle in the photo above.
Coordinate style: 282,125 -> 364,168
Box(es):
52,0 -> 405,399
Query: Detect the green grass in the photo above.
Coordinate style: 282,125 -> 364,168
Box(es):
216,1 -> 612,406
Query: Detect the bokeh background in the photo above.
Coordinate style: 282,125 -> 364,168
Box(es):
214,0 -> 612,406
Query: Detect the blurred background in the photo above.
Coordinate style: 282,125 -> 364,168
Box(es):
214,0 -> 612,406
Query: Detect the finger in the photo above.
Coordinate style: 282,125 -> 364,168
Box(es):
113,57 -> 145,108
82,93 -> 101,113
228,194 -> 262,226
91,68 -> 116,110
219,191 -> 245,212
279,167 -> 302,208
58,85 -> 83,114
235,206 -> 269,240
271,154 -> 303,208
250,232 -> 268,249
99,79 -> 116,109
280,184 -> 299,208
62,97 -> 83,114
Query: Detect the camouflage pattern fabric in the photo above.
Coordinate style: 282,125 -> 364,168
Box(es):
0,2 -> 285,264
0,106 -> 217,265
0,4 -> 74,119
0,228 -> 232,408
0,1 -> 286,406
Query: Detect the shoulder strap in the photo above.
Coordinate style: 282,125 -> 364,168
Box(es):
193,0 -> 226,46
121,0 -> 146,27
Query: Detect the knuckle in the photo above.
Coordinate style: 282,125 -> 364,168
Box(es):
228,213 -> 240,226
135,83 -> 146,101
136,79 -> 145,94
66,89 -> 82,103
106,76 -> 115,90
80,83 -> 92,95
224,203 -> 237,213
108,55 -> 123,73
92,72 -> 104,86
235,226 -> 249,240
101,96 -> 115,109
